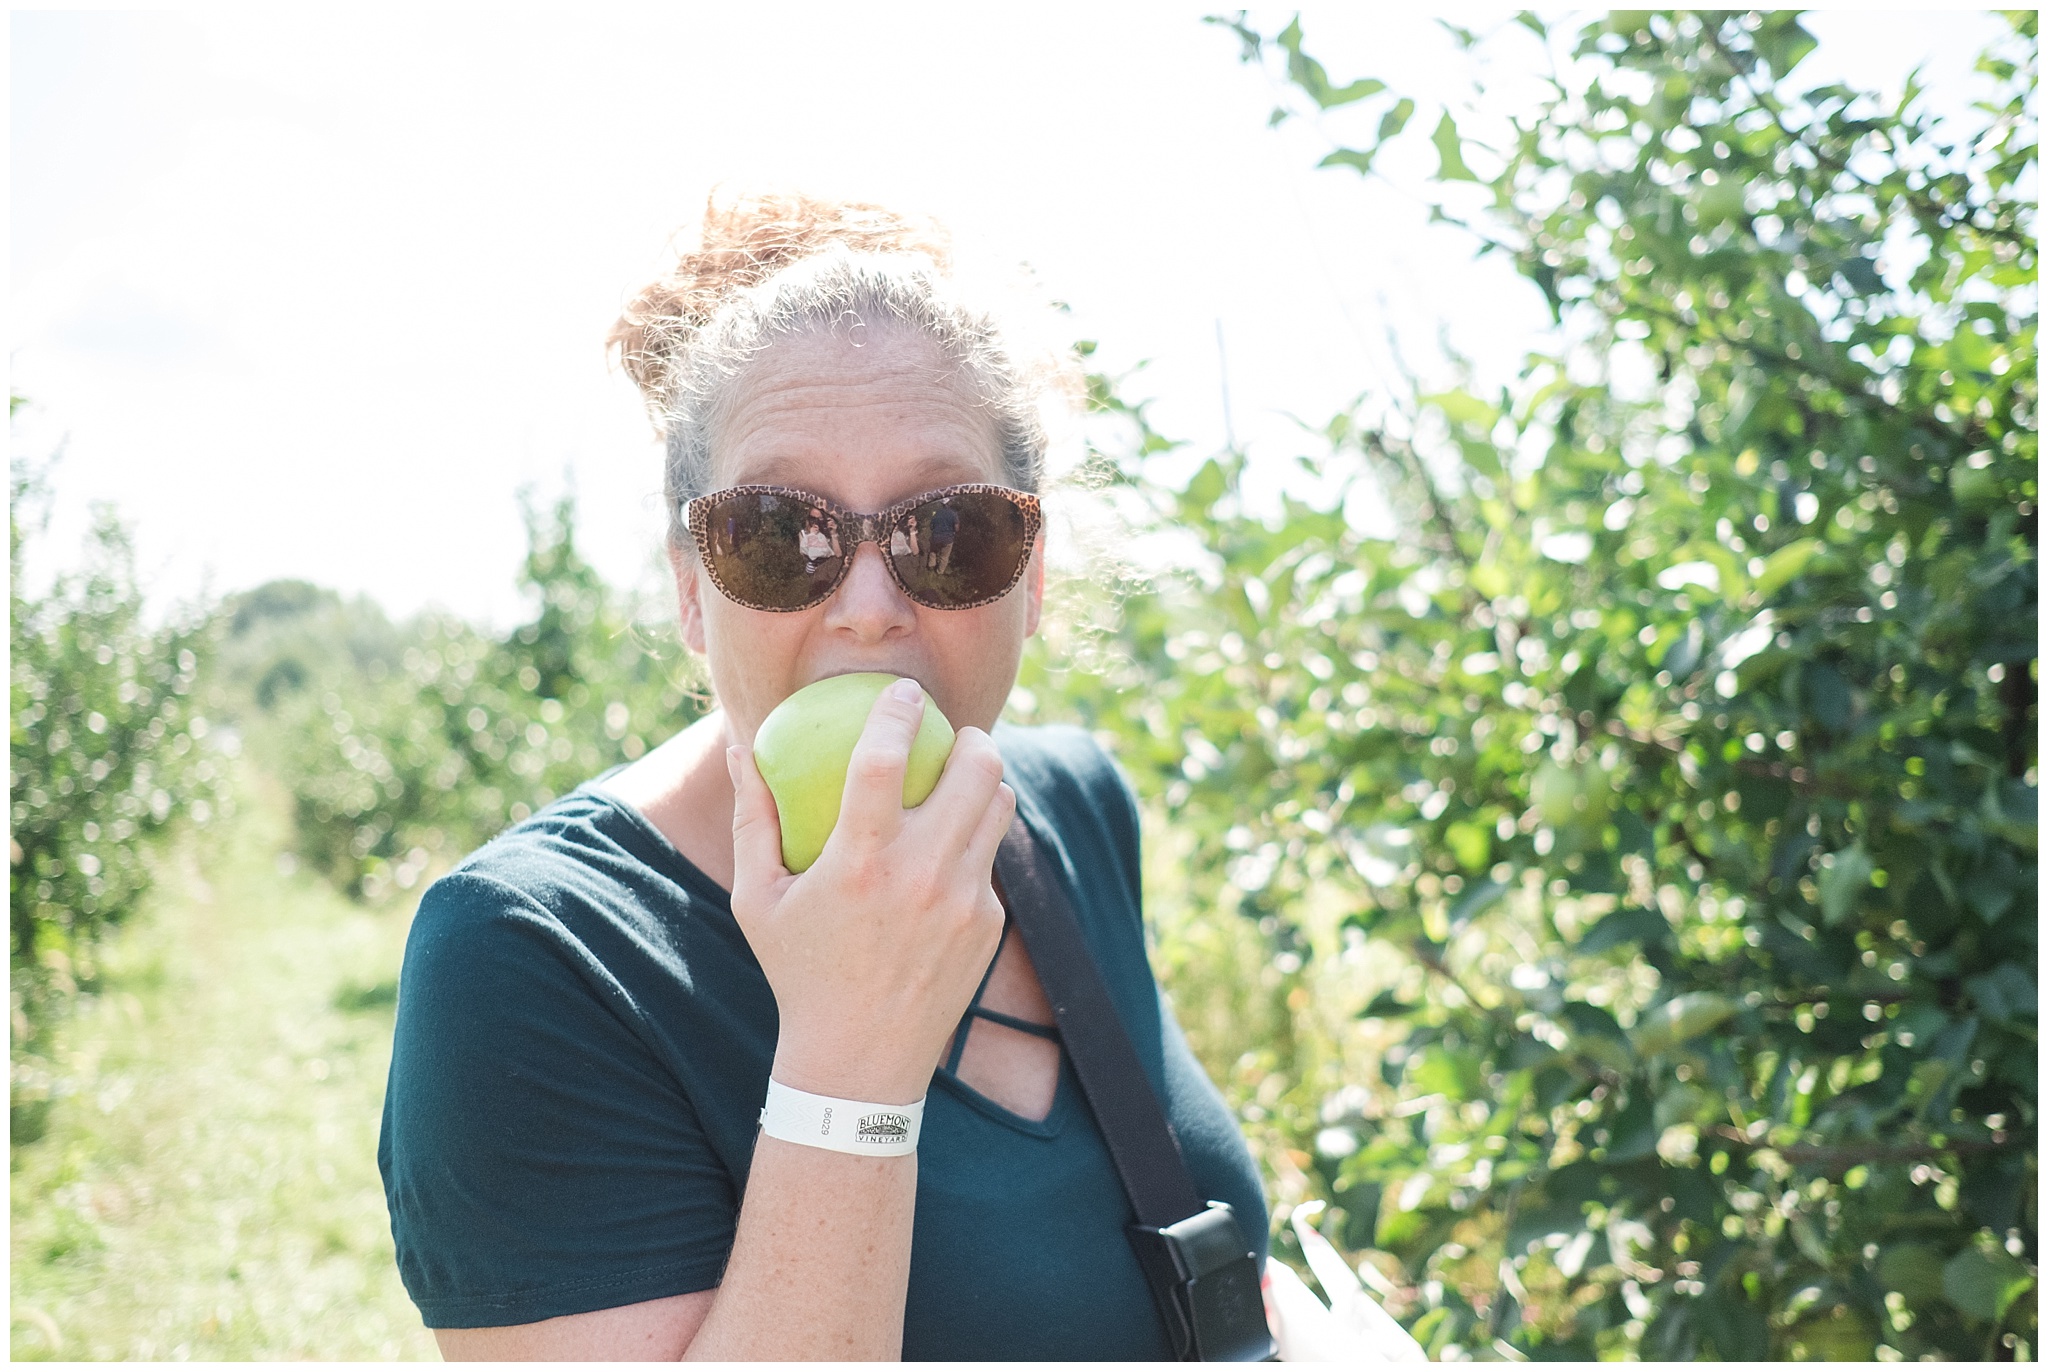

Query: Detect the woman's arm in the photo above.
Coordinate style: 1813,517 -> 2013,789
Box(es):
434,1291 -> 715,1361
434,1140 -> 912,1361
436,680 -> 1014,1361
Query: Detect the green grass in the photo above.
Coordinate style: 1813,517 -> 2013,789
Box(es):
10,766 -> 436,1360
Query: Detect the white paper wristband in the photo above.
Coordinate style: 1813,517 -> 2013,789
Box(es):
758,1079 -> 925,1157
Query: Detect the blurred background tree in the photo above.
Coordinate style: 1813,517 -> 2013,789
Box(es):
10,399 -> 231,1138
1020,8 -> 2034,1360
218,492 -> 701,899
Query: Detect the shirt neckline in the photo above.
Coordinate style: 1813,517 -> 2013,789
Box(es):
933,1056 -> 1072,1140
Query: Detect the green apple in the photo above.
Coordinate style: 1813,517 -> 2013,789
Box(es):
752,673 -> 957,873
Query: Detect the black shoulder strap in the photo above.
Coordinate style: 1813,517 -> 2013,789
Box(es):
993,820 -> 1205,1227
994,819 -> 1275,1363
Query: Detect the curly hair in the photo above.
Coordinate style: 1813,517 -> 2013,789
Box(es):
608,188 -> 1071,550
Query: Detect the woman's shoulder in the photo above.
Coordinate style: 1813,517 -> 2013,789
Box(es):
992,722 -> 1143,879
410,785 -> 724,952
396,784 -> 753,1065
992,721 -> 1134,810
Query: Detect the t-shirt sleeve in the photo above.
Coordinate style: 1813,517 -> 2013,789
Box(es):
1013,724 -> 1147,918
1095,747 -> 1146,915
378,870 -> 737,1328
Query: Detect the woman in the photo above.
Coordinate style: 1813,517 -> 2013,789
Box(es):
378,191 -> 1267,1360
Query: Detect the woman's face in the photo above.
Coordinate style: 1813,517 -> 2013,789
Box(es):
675,326 -> 1044,744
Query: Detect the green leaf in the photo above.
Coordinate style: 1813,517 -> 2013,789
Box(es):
1362,989 -> 1418,1019
1788,1306 -> 1876,1361
1942,1246 -> 2034,1322
1880,1244 -> 1949,1305
1803,662 -> 1853,731
1202,12 -> 1264,63
1444,822 -> 1493,871
1753,537 -> 1822,600
1952,462 -> 2002,507
1994,779 -> 2038,841
1835,255 -> 1886,296
1436,20 -> 1480,51
1378,97 -> 1416,143
1694,178 -> 1748,226
1449,878 -> 1507,929
1422,387 -> 1497,430
1561,1002 -> 1634,1073
1632,993 -> 1737,1057
1697,1287 -> 1772,1361
1184,457 -> 1228,509
1579,906 -> 1671,955
1319,76 -> 1387,109
1966,962 -> 2036,1024
1604,1090 -> 1657,1160
1753,13 -> 1819,77
1318,147 -> 1378,177
1660,620 -> 1705,679
1560,1001 -> 1628,1045
1276,15 -> 1386,109
1431,110 -> 1479,182
1961,846 -> 2021,924
1818,844 -> 1874,926
1412,1045 -> 1484,1098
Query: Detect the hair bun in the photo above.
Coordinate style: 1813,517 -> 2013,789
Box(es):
610,188 -> 951,405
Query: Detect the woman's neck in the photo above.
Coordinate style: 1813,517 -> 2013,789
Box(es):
598,710 -> 740,891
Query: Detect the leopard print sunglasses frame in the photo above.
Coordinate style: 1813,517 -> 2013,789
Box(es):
682,482 -> 1043,613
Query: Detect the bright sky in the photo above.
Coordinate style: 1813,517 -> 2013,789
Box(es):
11,7 -> 2007,627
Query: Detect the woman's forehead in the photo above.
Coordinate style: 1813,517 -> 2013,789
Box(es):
714,329 -> 1004,498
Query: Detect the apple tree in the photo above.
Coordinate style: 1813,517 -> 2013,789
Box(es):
9,426 -> 229,1059
1037,10 -> 2035,1359
227,493 -> 701,899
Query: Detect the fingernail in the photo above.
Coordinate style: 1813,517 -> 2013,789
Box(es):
726,746 -> 742,784
890,677 -> 923,704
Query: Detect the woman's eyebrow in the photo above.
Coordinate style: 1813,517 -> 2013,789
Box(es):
897,452 -> 996,489
736,451 -> 998,498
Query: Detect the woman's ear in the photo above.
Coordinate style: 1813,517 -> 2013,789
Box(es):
672,543 -> 709,654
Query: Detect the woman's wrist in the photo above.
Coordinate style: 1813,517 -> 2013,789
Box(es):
760,1079 -> 924,1155
771,1036 -> 933,1107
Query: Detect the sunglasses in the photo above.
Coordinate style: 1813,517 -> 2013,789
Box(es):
683,482 -> 1042,613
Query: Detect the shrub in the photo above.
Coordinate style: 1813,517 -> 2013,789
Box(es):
231,493 -> 702,898
1047,10 -> 2035,1360
9,446 -> 228,1040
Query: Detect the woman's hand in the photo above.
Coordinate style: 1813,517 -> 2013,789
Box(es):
728,676 -> 1015,1106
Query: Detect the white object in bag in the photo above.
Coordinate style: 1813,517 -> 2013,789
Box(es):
1260,1201 -> 1430,1363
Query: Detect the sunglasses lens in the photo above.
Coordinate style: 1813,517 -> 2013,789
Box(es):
701,491 -> 843,610
888,490 -> 1033,608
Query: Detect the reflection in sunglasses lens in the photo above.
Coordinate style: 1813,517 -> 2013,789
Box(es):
710,492 -> 843,610
890,492 -> 1030,607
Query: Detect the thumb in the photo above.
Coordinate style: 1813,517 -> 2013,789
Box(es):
728,745 -> 789,891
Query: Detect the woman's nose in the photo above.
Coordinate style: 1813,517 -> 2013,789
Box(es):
822,542 -> 917,641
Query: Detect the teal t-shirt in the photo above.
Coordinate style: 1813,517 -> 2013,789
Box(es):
377,723 -> 1268,1359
